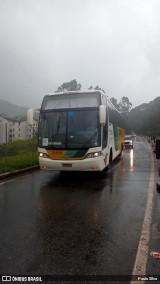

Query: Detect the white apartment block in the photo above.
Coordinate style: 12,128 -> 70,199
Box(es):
0,114 -> 38,143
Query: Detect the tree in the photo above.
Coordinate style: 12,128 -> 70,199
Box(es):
88,86 -> 103,91
119,96 -> 132,114
56,79 -> 81,92
110,97 -> 120,111
94,85 -> 102,90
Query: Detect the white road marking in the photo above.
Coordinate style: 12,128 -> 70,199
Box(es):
131,147 -> 155,283
0,177 -> 20,186
0,173 -> 33,186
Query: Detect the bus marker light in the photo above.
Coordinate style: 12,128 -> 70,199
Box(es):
150,251 -> 160,258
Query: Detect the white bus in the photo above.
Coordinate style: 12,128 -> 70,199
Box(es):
28,90 -> 125,171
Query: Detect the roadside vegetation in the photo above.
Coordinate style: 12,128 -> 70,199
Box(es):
0,139 -> 38,174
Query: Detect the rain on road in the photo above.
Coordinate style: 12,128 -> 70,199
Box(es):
0,136 -> 159,283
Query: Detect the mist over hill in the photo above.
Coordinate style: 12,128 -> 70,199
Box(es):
0,98 -> 28,118
126,96 -> 160,135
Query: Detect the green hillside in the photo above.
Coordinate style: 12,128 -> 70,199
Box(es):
126,97 -> 160,135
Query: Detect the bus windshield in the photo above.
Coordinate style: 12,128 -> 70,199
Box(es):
39,109 -> 100,149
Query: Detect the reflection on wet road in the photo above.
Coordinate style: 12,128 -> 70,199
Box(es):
0,136 -> 158,281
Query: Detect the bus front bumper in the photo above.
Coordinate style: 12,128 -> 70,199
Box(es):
39,157 -> 105,171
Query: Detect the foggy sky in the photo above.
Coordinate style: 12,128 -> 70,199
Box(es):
0,0 -> 160,108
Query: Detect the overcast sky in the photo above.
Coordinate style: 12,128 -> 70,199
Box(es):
0,0 -> 160,108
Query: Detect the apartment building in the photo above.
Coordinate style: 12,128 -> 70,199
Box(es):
0,114 -> 38,143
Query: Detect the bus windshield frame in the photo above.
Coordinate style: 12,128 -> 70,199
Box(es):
38,108 -> 101,150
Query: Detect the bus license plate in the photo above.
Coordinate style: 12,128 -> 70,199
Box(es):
62,163 -> 72,167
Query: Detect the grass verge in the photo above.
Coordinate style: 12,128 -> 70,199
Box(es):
0,139 -> 38,174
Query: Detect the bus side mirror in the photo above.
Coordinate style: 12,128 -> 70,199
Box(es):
27,109 -> 34,126
156,139 -> 160,159
99,105 -> 106,124
27,108 -> 39,126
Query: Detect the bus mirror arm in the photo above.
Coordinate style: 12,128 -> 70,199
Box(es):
99,105 -> 106,124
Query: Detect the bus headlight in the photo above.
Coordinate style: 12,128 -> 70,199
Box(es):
85,151 -> 102,159
39,152 -> 50,159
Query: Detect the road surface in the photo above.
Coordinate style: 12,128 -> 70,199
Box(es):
0,136 -> 160,283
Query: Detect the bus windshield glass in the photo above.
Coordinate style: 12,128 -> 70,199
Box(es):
42,92 -> 100,110
39,109 -> 100,149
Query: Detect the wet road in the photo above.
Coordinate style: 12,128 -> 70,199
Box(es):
0,136 -> 159,283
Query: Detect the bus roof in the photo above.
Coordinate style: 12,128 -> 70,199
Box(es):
44,90 -> 106,97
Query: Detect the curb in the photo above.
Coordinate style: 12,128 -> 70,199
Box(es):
0,165 -> 40,180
